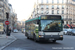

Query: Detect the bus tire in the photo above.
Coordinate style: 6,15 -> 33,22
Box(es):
34,35 -> 37,42
27,34 -> 29,39
27,36 -> 29,39
52,40 -> 56,43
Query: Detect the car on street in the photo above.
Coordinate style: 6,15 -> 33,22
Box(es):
70,29 -> 75,35
67,29 -> 72,35
13,29 -> 18,33
63,29 -> 68,35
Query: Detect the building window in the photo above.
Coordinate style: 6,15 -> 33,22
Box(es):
62,16 -> 64,19
70,22 -> 72,24
62,0 -> 64,3
52,0 -> 54,4
57,10 -> 59,14
37,11 -> 39,14
57,0 -> 59,3
62,10 -> 64,14
52,5 -> 54,9
66,21 -> 68,24
41,5 -> 43,9
47,0 -> 48,3
52,10 -> 54,14
66,16 -> 68,18
62,5 -> 64,9
57,5 -> 59,9
46,10 -> 49,14
41,0 -> 43,3
46,5 -> 49,9
41,11 -> 43,14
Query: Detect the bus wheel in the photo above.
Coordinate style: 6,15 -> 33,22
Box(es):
34,35 -> 37,42
27,36 -> 29,39
52,40 -> 56,43
27,35 -> 29,39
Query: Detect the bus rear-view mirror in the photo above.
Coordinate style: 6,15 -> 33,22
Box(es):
37,20 -> 40,24
62,20 -> 64,24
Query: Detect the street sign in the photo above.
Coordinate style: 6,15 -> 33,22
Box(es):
5,21 -> 9,25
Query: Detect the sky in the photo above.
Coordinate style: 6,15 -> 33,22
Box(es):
9,0 -> 36,21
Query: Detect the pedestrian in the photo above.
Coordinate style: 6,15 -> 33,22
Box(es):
6,27 -> 11,38
4,29 -> 6,34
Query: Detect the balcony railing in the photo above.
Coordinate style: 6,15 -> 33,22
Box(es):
37,8 -> 39,10
57,13 -> 59,14
68,18 -> 72,20
46,8 -> 49,9
57,8 -> 59,9
64,18 -> 72,20
41,13 -> 43,14
62,13 -> 64,14
62,7 -> 64,9
52,8 -> 54,9
41,8 -> 44,9
52,13 -> 54,14
66,8 -> 68,9
73,19 -> 75,21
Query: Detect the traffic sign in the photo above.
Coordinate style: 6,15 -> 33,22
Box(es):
5,21 -> 9,25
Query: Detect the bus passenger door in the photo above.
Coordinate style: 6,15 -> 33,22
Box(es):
35,24 -> 39,38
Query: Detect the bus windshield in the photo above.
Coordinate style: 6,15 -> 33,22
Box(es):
41,20 -> 62,31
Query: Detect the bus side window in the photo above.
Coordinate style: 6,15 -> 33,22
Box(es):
62,20 -> 64,24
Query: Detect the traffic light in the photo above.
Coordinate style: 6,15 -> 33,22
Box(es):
6,13 -> 9,19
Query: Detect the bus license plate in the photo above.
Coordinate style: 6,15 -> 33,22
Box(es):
49,38 -> 54,40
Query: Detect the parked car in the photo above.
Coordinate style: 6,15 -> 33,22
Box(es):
71,29 -> 75,35
13,29 -> 18,33
63,29 -> 68,35
67,29 -> 72,35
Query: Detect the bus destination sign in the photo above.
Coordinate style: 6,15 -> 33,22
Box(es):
41,15 -> 61,19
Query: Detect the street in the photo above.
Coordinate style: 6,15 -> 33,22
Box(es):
3,31 -> 75,50
1,0 -> 75,50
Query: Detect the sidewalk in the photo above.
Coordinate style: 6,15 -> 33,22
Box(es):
0,33 -> 17,50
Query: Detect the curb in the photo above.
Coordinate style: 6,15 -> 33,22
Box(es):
0,35 -> 17,50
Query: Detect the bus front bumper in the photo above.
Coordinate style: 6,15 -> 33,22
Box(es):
38,35 -> 63,41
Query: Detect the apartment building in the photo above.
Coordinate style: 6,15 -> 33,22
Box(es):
0,0 -> 10,31
0,0 -> 9,19
31,0 -> 75,25
0,0 -> 17,30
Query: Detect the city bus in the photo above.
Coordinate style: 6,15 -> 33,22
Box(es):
25,15 -> 64,42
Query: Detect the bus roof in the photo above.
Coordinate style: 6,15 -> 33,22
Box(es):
25,15 -> 62,23
25,17 -> 40,23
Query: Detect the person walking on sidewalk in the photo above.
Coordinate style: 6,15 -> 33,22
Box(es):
8,28 -> 11,34
4,29 -> 6,34
6,27 -> 11,38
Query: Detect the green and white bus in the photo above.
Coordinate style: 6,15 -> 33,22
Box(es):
25,15 -> 64,42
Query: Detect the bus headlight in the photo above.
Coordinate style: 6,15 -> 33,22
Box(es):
59,31 -> 63,35
39,32 -> 44,35
60,35 -> 63,37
